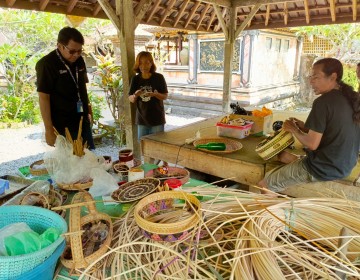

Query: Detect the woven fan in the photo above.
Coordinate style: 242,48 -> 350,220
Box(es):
111,178 -> 160,203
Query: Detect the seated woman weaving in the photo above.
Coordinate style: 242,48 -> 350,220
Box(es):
258,58 -> 360,194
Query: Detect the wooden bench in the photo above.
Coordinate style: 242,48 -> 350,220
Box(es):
281,158 -> 360,201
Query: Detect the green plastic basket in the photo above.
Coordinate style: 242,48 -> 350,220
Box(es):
0,205 -> 67,279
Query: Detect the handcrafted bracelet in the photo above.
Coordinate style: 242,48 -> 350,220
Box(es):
134,191 -> 201,242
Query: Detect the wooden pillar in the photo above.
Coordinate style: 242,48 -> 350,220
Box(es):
98,0 -> 139,157
222,7 -> 236,113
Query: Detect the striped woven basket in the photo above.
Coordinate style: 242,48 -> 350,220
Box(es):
255,130 -> 295,160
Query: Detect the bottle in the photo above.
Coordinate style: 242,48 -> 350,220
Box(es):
195,142 -> 226,151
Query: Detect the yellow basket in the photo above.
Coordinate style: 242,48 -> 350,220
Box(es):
134,191 -> 201,241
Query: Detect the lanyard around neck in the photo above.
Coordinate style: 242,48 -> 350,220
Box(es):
56,49 -> 81,101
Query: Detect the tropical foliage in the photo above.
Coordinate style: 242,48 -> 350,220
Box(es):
0,9 -> 109,124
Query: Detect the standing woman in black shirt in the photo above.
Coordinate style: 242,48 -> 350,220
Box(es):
36,27 -> 95,149
129,51 -> 168,140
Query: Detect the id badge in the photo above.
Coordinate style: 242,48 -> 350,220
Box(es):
77,101 -> 83,113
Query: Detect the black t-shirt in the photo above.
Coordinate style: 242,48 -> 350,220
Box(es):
129,72 -> 167,126
304,89 -> 360,180
35,50 -> 90,134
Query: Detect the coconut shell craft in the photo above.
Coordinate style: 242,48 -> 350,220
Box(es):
29,159 -> 48,176
111,178 -> 160,203
60,191 -> 113,275
134,191 -> 201,242
255,129 -> 295,160
145,166 -> 190,185
193,137 -> 243,154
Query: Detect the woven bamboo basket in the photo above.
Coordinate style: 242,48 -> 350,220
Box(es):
56,179 -> 93,191
134,191 -> 201,242
60,191 -> 113,275
145,166 -> 190,185
111,178 -> 160,203
193,137 -> 243,154
29,160 -> 48,176
19,192 -> 50,209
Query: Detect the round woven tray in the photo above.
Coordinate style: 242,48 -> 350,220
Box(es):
111,178 -> 160,203
145,166 -> 190,185
134,191 -> 201,242
193,137 -> 243,154
255,130 -> 295,160
57,179 -> 93,191
29,160 -> 48,176
60,191 -> 113,274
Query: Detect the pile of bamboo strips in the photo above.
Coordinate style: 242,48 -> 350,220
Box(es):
57,186 -> 360,279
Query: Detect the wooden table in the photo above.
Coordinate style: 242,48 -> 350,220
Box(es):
141,116 -> 282,186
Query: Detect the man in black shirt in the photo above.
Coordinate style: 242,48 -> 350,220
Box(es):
36,27 -> 95,149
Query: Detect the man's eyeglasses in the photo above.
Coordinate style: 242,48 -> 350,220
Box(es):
63,44 -> 83,55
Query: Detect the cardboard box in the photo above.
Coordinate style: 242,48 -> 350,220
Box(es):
216,122 -> 253,139
229,114 -> 273,135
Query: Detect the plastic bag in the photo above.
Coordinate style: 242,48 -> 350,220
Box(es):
3,226 -> 61,256
43,135 -> 112,186
88,168 -> 119,197
0,222 -> 32,256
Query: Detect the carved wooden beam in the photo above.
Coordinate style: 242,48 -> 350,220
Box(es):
265,4 -> 270,26
135,0 -> 152,26
213,4 -> 228,36
233,0 -> 298,8
235,3 -> 261,38
174,0 -> 190,27
196,3 -> 210,30
283,2 -> 288,25
304,0 -> 310,24
98,0 -> 122,33
160,0 -> 176,25
200,0 -> 231,7
329,0 -> 336,22
184,1 -> 201,28
93,3 -> 102,16
67,0 -> 78,14
39,0 -> 49,11
146,0 -> 161,23
5,0 -> 16,6
352,0 -> 357,21
206,8 -> 217,31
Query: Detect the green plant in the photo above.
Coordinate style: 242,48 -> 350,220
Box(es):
88,91 -> 106,123
342,64 -> 358,91
92,54 -> 125,145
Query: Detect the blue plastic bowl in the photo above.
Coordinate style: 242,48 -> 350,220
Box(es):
16,240 -> 66,280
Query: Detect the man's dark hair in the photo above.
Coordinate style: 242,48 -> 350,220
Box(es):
357,62 -> 360,67
57,27 -> 84,45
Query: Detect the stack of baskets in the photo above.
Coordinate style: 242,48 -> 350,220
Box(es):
0,205 -> 67,279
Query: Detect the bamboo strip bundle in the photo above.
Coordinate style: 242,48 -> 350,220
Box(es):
54,117 -> 87,156
76,187 -> 360,280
